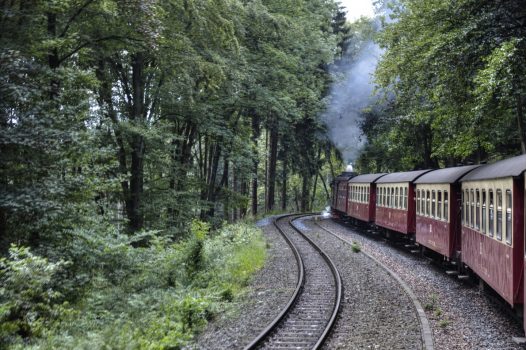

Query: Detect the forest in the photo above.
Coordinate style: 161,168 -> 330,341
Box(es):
357,0 -> 526,172
1,0 -> 525,348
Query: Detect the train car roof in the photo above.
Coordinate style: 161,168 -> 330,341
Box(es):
375,169 -> 432,183
349,173 -> 387,184
334,172 -> 357,182
460,154 -> 526,181
414,165 -> 480,184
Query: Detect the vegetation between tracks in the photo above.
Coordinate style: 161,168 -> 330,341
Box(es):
0,221 -> 265,349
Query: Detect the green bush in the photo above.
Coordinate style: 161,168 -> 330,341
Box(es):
1,221 -> 267,349
0,245 -> 69,346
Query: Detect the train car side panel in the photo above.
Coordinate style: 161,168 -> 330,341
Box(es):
415,184 -> 457,258
376,206 -> 409,234
408,184 -> 416,234
512,179 -> 524,306
336,182 -> 348,213
462,226 -> 516,305
349,202 -> 370,222
461,177 -> 524,306
370,184 -> 377,221
416,216 -> 451,257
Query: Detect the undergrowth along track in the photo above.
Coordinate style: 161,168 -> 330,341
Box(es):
244,214 -> 342,350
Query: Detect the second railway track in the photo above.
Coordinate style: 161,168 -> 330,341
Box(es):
244,214 -> 342,350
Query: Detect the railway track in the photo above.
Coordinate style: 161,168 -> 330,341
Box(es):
244,214 -> 342,350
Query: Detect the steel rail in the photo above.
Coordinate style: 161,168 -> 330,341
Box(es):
289,216 -> 342,349
244,213 -> 342,350
242,214 -> 305,350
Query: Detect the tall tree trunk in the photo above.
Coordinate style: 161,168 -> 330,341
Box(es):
240,179 -> 248,218
232,165 -> 238,221
264,128 -> 268,210
517,94 -> 526,154
251,115 -> 260,216
310,172 -> 318,210
310,147 -> 322,209
47,12 -> 60,98
300,174 -> 310,212
204,143 -> 221,218
281,158 -> 287,211
266,124 -> 278,212
318,171 -> 331,202
127,52 -> 146,232
96,61 -> 130,224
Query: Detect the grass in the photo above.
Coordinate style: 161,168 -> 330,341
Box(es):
424,293 -> 438,311
438,318 -> 450,328
351,241 -> 361,253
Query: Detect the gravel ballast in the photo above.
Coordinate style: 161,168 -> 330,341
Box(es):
319,217 -> 526,350
293,216 -> 423,350
191,217 -> 297,349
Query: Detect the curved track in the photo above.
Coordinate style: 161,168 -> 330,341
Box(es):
244,214 -> 342,350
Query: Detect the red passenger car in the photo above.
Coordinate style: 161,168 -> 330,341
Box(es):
460,154 -> 526,307
375,170 -> 432,235
347,173 -> 386,223
414,165 -> 479,259
331,172 -> 356,216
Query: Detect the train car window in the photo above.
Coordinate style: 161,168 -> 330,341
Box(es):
489,190 -> 494,237
359,186 -> 362,203
426,190 -> 430,216
505,190 -> 512,245
437,191 -> 442,219
419,189 -> 423,214
362,186 -> 366,203
431,191 -> 437,218
482,190 -> 486,234
470,189 -> 475,228
356,186 -> 362,203
395,187 -> 399,208
444,191 -> 448,221
416,190 -> 421,214
404,187 -> 407,209
462,190 -> 468,226
361,186 -> 363,203
496,189 -> 502,241
475,190 -> 480,230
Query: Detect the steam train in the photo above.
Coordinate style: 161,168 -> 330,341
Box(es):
330,154 -> 526,333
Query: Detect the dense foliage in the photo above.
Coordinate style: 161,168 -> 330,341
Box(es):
0,0 -> 348,347
0,221 -> 265,348
355,0 -> 526,172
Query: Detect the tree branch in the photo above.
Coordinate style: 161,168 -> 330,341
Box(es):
59,0 -> 97,38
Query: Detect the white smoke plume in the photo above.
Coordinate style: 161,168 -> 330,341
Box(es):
322,39 -> 383,164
